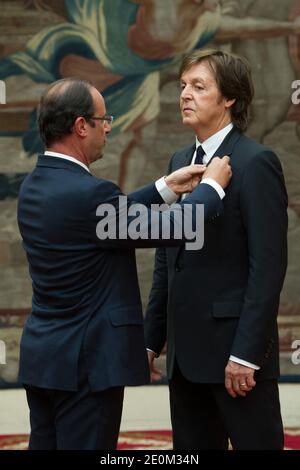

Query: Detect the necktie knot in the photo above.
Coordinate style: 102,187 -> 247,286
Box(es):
195,146 -> 205,165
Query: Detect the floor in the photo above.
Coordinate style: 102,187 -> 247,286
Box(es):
0,383 -> 300,435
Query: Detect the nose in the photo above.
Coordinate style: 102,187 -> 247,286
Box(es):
104,121 -> 111,133
181,85 -> 192,101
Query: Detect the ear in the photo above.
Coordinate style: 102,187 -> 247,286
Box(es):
73,116 -> 88,138
225,98 -> 236,109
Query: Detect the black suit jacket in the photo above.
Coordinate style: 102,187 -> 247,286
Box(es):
17,155 -> 222,391
145,127 -> 288,383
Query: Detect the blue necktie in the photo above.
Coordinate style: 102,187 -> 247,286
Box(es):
194,145 -> 205,165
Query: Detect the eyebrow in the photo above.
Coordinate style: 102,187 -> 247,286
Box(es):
180,77 -> 206,85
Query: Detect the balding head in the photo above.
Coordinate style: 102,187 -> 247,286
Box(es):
38,78 -> 96,147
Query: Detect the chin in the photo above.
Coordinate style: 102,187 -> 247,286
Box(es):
182,117 -> 195,128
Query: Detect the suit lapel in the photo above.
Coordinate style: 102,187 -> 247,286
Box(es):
169,145 -> 195,261
208,125 -> 242,163
172,144 -> 195,171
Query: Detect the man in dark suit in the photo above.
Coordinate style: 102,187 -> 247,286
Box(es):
145,50 -> 288,450
17,77 -> 231,450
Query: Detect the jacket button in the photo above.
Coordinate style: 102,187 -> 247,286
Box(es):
175,265 -> 182,272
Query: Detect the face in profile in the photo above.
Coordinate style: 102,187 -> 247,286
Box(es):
87,88 -> 112,162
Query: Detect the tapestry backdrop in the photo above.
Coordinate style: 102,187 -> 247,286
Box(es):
0,0 -> 299,385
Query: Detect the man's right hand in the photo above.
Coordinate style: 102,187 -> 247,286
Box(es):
203,156 -> 232,189
147,350 -> 163,382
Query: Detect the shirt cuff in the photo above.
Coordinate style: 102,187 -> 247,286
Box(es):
201,178 -> 225,200
229,355 -> 260,370
146,348 -> 159,358
155,177 -> 178,205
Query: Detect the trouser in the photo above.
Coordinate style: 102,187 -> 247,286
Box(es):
169,361 -> 284,450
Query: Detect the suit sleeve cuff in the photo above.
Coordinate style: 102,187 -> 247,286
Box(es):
201,178 -> 225,200
155,177 -> 178,205
229,355 -> 260,370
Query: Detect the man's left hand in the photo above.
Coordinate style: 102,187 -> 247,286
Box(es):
165,164 -> 206,194
225,360 -> 256,398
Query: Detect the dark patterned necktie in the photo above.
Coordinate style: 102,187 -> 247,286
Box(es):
194,145 -> 205,164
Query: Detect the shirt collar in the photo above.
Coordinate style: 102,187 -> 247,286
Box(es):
44,151 -> 90,173
195,122 -> 234,161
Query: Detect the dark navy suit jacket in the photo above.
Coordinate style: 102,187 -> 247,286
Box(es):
17,155 -> 222,391
145,127 -> 288,383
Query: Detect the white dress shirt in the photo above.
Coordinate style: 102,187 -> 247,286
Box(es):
157,126 -> 231,203
180,124 -> 234,201
194,122 -> 234,166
